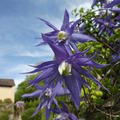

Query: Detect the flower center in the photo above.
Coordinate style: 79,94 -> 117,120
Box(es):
105,22 -> 109,27
57,31 -> 67,41
45,88 -> 52,98
55,113 -> 69,120
58,61 -> 72,76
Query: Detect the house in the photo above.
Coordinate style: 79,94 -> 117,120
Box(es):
0,78 -> 15,103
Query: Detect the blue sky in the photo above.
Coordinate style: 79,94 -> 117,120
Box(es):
0,0 -> 91,86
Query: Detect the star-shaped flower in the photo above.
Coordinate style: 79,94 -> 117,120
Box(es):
23,82 -> 70,120
39,9 -> 95,54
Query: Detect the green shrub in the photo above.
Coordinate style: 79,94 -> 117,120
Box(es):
0,112 -> 9,120
21,107 -> 42,120
4,98 -> 12,104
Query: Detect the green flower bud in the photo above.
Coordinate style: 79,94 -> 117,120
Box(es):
94,91 -> 103,97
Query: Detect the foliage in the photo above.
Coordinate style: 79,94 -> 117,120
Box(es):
15,74 -> 37,102
4,98 -> 12,104
21,107 -> 42,120
0,112 -> 9,120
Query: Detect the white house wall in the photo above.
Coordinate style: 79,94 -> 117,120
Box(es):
0,86 -> 15,103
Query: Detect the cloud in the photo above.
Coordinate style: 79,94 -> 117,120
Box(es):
6,64 -> 32,73
16,50 -> 54,58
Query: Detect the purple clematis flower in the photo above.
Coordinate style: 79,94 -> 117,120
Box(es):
38,9 -> 95,54
23,82 -> 70,120
26,35 -> 107,110
53,103 -> 79,120
94,14 -> 119,35
91,0 -> 107,8
106,0 -> 120,8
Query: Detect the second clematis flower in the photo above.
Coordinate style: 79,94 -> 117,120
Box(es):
23,82 -> 70,120
27,34 -> 107,110
38,9 -> 95,54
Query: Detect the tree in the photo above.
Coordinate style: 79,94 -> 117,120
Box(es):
15,74 -> 37,102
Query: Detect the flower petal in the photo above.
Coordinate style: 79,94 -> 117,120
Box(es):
39,18 -> 58,31
46,106 -> 51,120
64,74 -> 81,109
75,66 -> 108,91
22,90 -> 41,98
29,68 -> 56,84
70,19 -> 81,34
42,34 -> 69,61
55,82 -> 70,96
61,9 -> 70,31
32,100 -> 47,117
71,33 -> 96,42
109,8 -> 120,13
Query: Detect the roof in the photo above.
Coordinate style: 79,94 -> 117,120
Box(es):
0,79 -> 15,87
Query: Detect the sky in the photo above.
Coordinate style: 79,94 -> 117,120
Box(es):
0,0 -> 92,86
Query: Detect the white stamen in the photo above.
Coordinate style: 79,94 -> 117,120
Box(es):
57,31 -> 67,41
58,61 -> 72,76
45,88 -> 52,97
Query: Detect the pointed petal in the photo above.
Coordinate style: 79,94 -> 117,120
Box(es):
91,0 -> 98,8
70,42 -> 80,53
46,107 -> 51,120
29,68 -> 56,84
61,9 -> 70,31
42,34 -> 69,61
73,54 -> 108,68
64,74 -> 81,109
61,102 -> 69,113
22,90 -> 41,98
109,8 -> 120,13
55,82 -> 70,96
70,19 -> 81,34
71,33 -> 96,42
84,61 -> 109,68
75,66 -> 108,91
39,18 -> 58,31
36,41 -> 47,46
53,98 -> 60,109
33,61 -> 56,68
32,100 -> 46,117
64,44 -> 73,56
